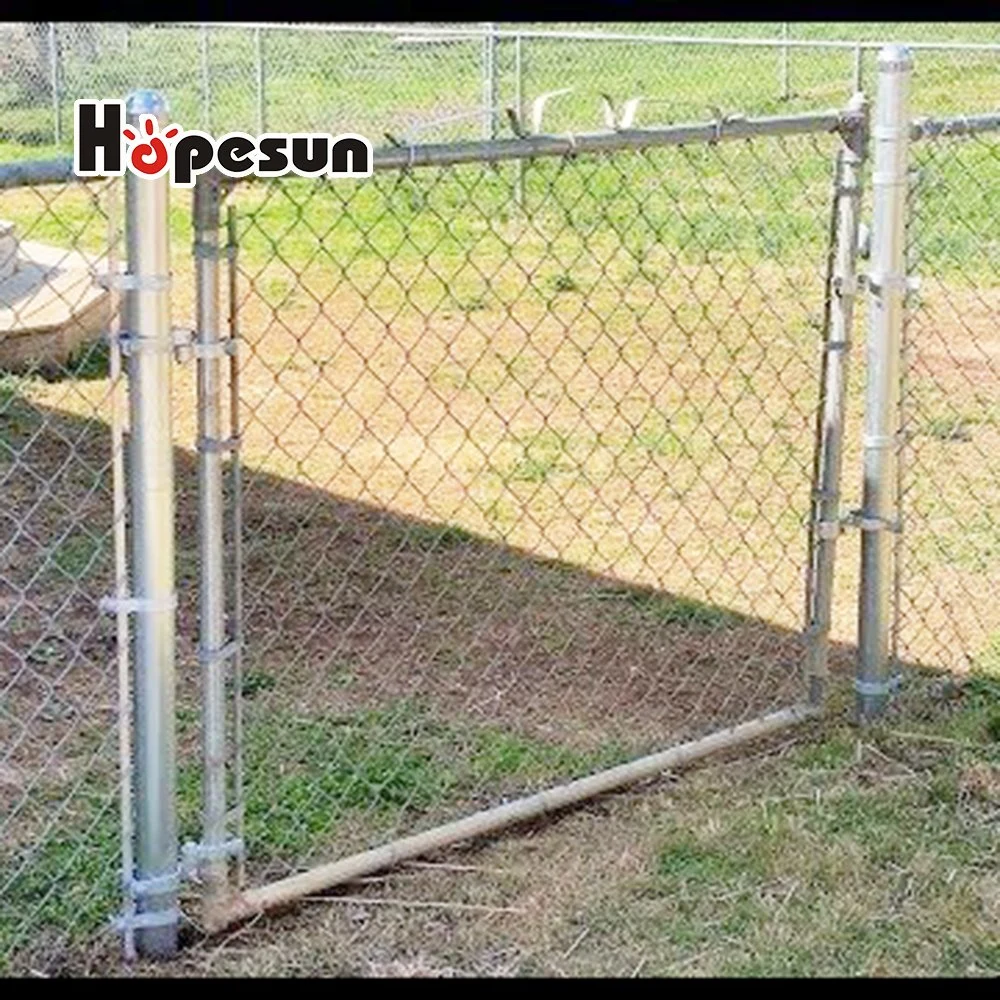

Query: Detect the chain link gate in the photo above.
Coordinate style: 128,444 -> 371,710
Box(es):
172,101 -> 869,936
5,42 -> 999,971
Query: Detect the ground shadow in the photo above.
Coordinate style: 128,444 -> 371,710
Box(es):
0,389 -> 938,972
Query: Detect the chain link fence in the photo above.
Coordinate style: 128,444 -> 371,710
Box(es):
3,23 -> 1000,157
2,32 -> 1000,975
0,173 -> 125,971
896,120 -> 1000,676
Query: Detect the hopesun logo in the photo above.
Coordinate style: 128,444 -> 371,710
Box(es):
73,100 -> 373,187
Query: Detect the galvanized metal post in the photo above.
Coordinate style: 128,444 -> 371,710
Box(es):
805,92 -> 867,707
853,44 -> 864,93
254,26 -> 266,135
193,172 -> 230,915
857,46 -> 912,722
514,32 -> 525,209
49,23 -> 61,147
483,22 -> 498,139
779,23 -> 790,101
200,25 -> 212,133
124,89 -> 179,958
225,204 -> 246,890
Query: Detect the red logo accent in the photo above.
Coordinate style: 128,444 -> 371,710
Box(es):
122,116 -> 181,177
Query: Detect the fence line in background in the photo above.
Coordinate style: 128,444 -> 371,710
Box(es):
10,22 -> 1000,156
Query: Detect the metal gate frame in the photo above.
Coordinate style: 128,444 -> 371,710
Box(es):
175,100 -> 869,941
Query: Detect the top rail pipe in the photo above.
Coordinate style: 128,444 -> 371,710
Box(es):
178,22 -> 1000,53
372,108 -> 850,170
0,156 -> 74,189
7,108 -> 1000,192
0,109 -> 849,190
910,111 -> 1000,139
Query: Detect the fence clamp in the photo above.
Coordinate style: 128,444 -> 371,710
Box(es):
865,272 -> 921,301
98,593 -> 178,615
180,838 -> 246,881
854,673 -> 902,698
841,509 -> 902,534
96,272 -> 171,293
108,328 -> 196,360
112,866 -> 183,935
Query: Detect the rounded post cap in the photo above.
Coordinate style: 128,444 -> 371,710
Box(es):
846,90 -> 868,113
877,44 -> 913,73
125,90 -> 170,122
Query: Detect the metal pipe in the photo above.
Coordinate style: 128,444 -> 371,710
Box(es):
108,179 -> 137,963
779,22 -> 790,101
370,108 -> 852,171
200,25 -> 212,132
204,704 -> 819,932
194,171 -> 229,913
853,43 -> 863,93
514,32 -> 525,209
226,202 -> 246,889
254,26 -> 266,135
177,22 -> 1000,53
124,88 -> 179,958
857,46 -> 913,722
15,105 -> 1000,193
910,111 -> 1000,139
482,22 -> 498,140
805,92 -> 867,707
49,23 -> 61,147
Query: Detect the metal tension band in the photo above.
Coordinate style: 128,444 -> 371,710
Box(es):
854,674 -> 902,697
192,240 -> 221,260
871,171 -> 907,187
189,338 -> 238,361
99,594 -> 178,615
867,273 -> 920,298
198,640 -> 239,666
122,867 -> 181,898
815,520 -> 842,540
97,273 -> 171,293
112,906 -> 181,933
872,125 -> 908,141
863,433 -> 902,450
110,328 -> 193,357
197,434 -> 241,454
832,275 -> 858,299
843,509 -> 902,534
180,837 -> 245,878
824,339 -> 851,353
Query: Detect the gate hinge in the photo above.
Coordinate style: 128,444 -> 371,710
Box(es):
841,509 -> 903,534
107,327 -> 198,362
814,508 -> 903,540
180,837 -> 245,881
862,272 -> 921,300
111,865 -> 183,939
173,332 -> 239,364
854,673 -> 903,698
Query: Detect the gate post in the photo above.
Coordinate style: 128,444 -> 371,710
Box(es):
190,170 -> 234,918
805,90 -> 867,707
857,46 -> 913,722
123,88 -> 179,958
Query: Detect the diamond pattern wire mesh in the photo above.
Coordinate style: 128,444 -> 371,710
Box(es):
0,175 -> 125,972
895,130 -> 1000,677
3,23 -> 999,159
220,129 -> 839,884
